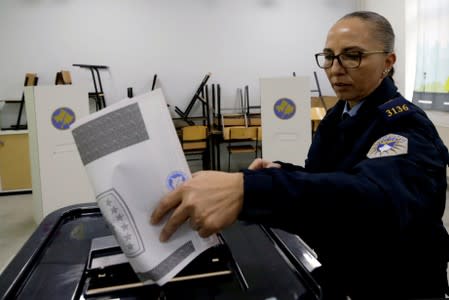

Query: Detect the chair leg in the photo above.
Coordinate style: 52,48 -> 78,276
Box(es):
255,140 -> 259,158
228,151 -> 231,172
202,151 -> 207,170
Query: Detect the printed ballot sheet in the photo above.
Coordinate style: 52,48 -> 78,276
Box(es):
71,89 -> 219,286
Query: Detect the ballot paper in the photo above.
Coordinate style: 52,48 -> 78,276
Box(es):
71,89 -> 219,286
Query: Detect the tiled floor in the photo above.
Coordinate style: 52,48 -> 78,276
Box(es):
0,193 -> 36,274
1,187 -> 449,293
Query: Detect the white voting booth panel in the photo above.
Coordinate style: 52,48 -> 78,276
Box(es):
25,85 -> 95,223
260,77 -> 311,165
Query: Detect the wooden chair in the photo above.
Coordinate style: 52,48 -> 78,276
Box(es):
311,96 -> 338,110
221,113 -> 247,129
310,107 -> 326,135
253,126 -> 262,157
248,115 -> 261,126
226,126 -> 258,171
181,125 -> 209,169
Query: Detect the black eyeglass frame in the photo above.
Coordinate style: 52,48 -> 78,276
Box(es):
314,51 -> 390,69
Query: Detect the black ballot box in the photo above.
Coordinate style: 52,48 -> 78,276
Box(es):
0,203 -> 322,300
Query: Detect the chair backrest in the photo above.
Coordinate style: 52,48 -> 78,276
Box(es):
181,125 -> 207,150
248,116 -> 261,126
229,126 -> 258,140
222,126 -> 232,140
310,107 -> 326,121
256,126 -> 262,141
310,107 -> 326,134
221,114 -> 247,128
311,96 -> 338,109
249,126 -> 262,142
222,126 -> 241,140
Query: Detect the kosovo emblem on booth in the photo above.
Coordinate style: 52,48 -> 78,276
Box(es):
274,98 -> 296,120
51,107 -> 76,130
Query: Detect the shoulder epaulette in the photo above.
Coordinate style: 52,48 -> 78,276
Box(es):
378,96 -> 417,122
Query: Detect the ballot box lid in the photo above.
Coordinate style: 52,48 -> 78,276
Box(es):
0,203 -> 322,300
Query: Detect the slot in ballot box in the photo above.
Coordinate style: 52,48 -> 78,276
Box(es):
0,204 -> 322,300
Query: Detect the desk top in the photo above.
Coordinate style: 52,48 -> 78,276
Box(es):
0,99 -> 21,103
0,129 -> 28,136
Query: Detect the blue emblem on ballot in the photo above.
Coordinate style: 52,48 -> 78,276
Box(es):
274,98 -> 296,120
51,107 -> 76,130
166,171 -> 188,191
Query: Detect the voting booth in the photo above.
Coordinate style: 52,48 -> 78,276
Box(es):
260,76 -> 311,165
25,85 -> 95,223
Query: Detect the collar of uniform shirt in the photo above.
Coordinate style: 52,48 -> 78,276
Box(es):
342,99 -> 365,118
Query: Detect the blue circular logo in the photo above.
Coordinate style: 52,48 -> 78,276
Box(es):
166,171 -> 188,191
51,107 -> 76,130
274,98 -> 296,120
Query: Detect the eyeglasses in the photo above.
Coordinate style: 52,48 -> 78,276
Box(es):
314,51 -> 389,69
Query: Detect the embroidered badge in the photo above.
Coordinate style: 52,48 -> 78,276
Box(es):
367,134 -> 408,159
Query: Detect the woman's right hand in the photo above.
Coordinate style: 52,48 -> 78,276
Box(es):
248,158 -> 281,170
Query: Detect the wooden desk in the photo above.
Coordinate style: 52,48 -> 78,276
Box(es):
0,130 -> 31,191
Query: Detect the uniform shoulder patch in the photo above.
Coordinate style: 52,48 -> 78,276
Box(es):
378,96 -> 416,122
367,134 -> 408,159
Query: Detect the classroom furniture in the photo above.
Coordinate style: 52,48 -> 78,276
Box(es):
73,64 -> 109,111
174,73 -> 211,126
0,130 -> 31,192
310,107 -> 327,135
25,85 -> 95,223
226,126 -> 259,171
181,125 -> 209,169
55,70 -> 72,85
0,73 -> 39,130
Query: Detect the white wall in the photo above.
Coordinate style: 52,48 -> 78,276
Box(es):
404,0 -> 418,100
359,0 -> 407,97
0,0 -> 357,127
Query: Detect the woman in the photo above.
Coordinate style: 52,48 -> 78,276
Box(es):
151,11 -> 449,299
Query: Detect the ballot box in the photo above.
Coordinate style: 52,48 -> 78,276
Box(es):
0,203 -> 322,300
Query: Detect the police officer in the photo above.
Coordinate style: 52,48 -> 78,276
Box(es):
151,11 -> 449,299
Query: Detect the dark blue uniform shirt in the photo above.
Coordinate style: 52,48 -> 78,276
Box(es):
240,77 -> 449,299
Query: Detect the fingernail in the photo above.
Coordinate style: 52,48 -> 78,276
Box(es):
159,234 -> 167,243
150,212 -> 159,225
